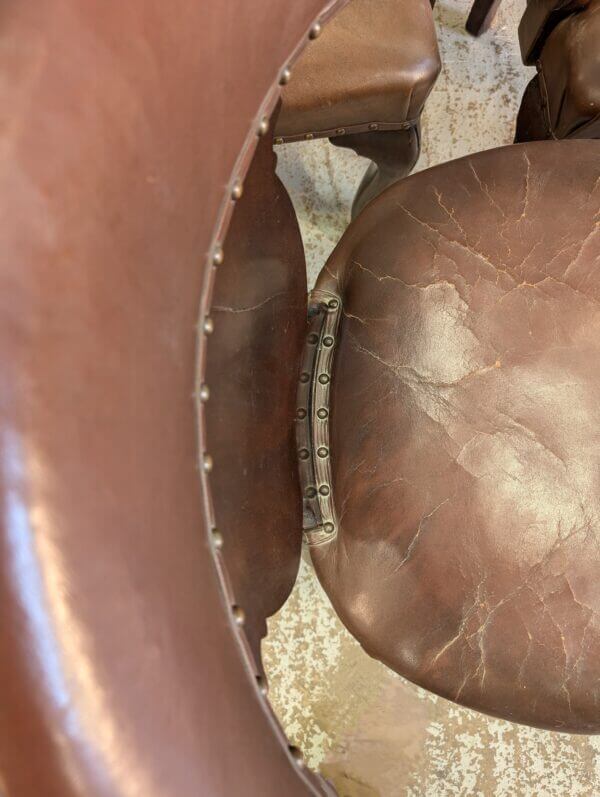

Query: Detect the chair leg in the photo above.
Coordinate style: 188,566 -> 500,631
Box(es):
466,0 -> 503,36
330,126 -> 420,219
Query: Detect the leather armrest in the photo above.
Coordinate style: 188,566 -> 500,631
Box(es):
276,0 -> 440,141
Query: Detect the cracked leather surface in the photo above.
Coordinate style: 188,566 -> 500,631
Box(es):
311,140 -> 600,732
276,0 -> 440,138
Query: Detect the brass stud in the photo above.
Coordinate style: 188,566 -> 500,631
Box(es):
324,522 -> 335,534
318,373 -> 330,385
297,408 -> 307,420
274,136 -> 284,145
309,22 -> 322,39
199,384 -> 210,402
231,180 -> 243,200
305,486 -> 317,499
299,372 -> 310,383
289,746 -> 305,767
305,132 -> 314,140
212,528 -> 224,549
256,675 -> 269,696
203,316 -> 214,335
258,117 -> 269,136
298,448 -> 310,461
317,447 -> 329,459
317,408 -> 328,420
308,332 -> 319,344
319,484 -> 330,497
212,246 -> 224,267
323,335 -> 334,347
232,605 -> 245,626
203,453 -> 213,473
279,67 -> 292,85
328,298 -> 339,309
336,127 -> 345,135
369,123 -> 379,131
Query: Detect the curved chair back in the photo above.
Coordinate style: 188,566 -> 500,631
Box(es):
0,1 -> 345,794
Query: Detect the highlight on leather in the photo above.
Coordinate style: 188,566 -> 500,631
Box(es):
309,140 -> 600,733
0,0 -> 346,795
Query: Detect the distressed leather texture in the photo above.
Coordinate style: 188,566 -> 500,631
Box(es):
275,0 -> 441,139
312,140 -> 600,732
537,0 -> 600,138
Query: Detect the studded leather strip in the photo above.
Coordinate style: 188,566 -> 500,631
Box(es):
296,288 -> 341,546
274,118 -> 415,145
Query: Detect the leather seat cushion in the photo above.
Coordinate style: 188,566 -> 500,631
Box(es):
311,140 -> 600,732
537,0 -> 600,138
275,0 -> 440,140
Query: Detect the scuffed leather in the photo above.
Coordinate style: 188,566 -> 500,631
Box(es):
312,140 -> 600,733
276,0 -> 441,138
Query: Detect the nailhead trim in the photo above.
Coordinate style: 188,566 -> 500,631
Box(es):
196,5 -> 348,794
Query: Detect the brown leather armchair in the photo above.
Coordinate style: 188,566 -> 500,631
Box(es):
1,1 -> 599,796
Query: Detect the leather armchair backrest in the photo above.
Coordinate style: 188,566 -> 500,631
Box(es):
519,0 -> 589,63
0,1 -> 344,795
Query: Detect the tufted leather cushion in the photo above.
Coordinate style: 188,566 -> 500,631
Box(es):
275,0 -> 440,141
311,140 -> 600,732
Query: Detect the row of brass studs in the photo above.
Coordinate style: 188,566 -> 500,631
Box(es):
203,201 -> 309,767
200,132 -> 252,642
296,289 -> 341,547
197,17 -> 336,782
274,120 -> 409,146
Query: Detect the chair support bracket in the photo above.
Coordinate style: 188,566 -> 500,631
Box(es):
296,289 -> 341,547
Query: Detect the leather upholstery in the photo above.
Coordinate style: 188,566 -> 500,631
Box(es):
536,0 -> 600,138
311,140 -> 600,733
275,0 -> 441,141
0,0 -> 343,795
205,127 -> 307,671
519,0 -> 589,64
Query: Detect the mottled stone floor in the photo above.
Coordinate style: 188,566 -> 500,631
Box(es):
263,2 -> 600,795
